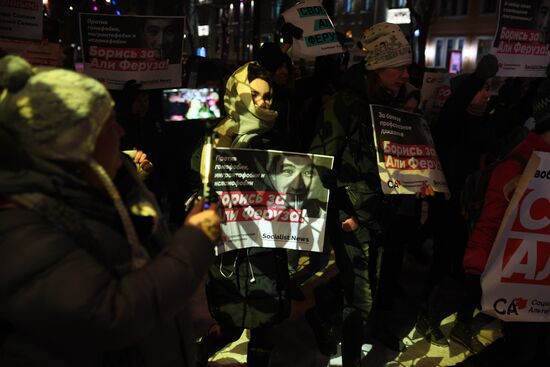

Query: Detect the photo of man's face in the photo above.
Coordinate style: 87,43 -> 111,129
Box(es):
272,154 -> 318,209
143,18 -> 179,61
536,0 -> 550,44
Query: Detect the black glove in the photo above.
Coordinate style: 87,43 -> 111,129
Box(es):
474,54 -> 499,81
278,20 -> 304,44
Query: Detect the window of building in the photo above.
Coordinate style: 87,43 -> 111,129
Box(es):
345,0 -> 353,13
432,37 -> 465,68
388,0 -> 407,8
476,38 -> 493,64
271,0 -> 282,19
439,0 -> 468,16
481,0 -> 498,14
364,0 -> 373,11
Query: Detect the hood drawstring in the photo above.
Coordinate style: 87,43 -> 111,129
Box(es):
246,249 -> 256,284
218,250 -> 256,284
219,252 -> 238,279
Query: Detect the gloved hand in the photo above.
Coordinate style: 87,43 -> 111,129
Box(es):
278,19 -> 304,44
184,200 -> 221,242
474,54 -> 499,81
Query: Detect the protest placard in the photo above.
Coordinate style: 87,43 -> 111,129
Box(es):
79,14 -> 185,90
481,151 -> 550,322
419,71 -> 453,121
0,0 -> 42,41
0,38 -> 63,66
212,147 -> 333,255
281,0 -> 343,59
492,0 -> 550,77
370,104 -> 449,194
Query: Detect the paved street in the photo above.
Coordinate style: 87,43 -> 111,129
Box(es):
193,241 -> 502,367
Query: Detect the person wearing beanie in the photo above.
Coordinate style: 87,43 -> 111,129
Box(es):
308,22 -> 419,367
458,79 -> 550,367
0,55 -> 221,367
191,62 -> 291,367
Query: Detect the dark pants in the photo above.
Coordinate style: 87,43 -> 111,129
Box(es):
314,224 -> 376,367
426,197 -> 472,324
371,214 -> 419,351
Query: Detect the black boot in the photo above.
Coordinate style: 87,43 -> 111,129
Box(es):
305,307 -> 339,356
341,310 -> 364,367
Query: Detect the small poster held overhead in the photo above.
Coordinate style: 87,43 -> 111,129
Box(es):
213,147 -> 334,255
79,14 -> 185,90
281,0 -> 344,59
370,104 -> 449,195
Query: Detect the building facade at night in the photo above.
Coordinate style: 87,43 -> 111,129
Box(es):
40,0 -> 498,69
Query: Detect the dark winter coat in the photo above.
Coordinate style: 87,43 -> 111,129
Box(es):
309,64 -> 406,242
0,158 -> 213,367
432,74 -> 491,202
190,106 -> 290,329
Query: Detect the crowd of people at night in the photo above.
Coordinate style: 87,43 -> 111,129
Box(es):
1,15 -> 550,367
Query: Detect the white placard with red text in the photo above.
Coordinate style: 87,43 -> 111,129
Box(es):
370,104 -> 449,194
481,151 -> 550,321
79,13 -> 185,90
491,0 -> 550,77
213,148 -> 333,255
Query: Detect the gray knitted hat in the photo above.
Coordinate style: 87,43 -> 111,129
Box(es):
0,55 -> 148,269
0,55 -> 113,162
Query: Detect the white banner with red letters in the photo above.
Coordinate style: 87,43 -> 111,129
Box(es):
481,151 -> 550,321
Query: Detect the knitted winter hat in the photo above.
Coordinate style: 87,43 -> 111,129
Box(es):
362,22 -> 412,71
0,55 -> 113,162
533,78 -> 550,133
0,55 -> 148,268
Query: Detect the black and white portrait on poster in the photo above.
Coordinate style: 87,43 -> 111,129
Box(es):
79,13 -> 185,90
212,148 -> 334,255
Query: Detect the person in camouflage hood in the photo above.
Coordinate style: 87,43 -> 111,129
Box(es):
193,62 -> 290,367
